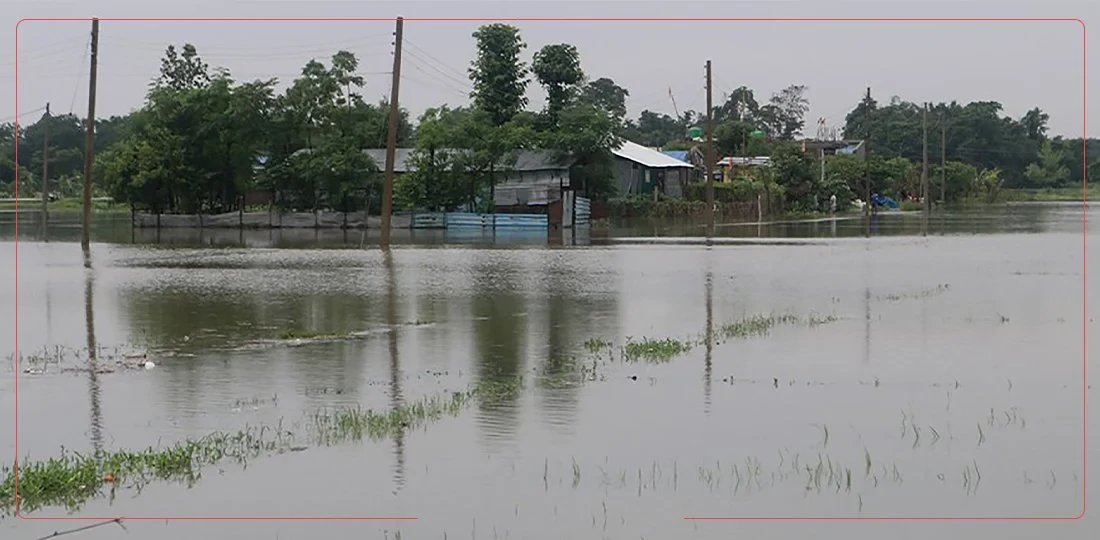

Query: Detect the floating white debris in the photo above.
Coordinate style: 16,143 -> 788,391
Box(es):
143,361 -> 155,369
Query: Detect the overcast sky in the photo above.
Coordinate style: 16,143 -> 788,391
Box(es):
1,0 -> 1096,140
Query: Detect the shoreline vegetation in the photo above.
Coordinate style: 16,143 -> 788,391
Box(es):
3,23 -> 1095,230
0,185 -> 1087,232
1,312 -> 836,516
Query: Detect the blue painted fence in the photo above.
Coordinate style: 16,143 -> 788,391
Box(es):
574,196 -> 591,226
412,212 -> 549,230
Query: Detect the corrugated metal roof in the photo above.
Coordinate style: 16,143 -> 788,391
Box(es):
613,140 -> 695,168
661,150 -> 690,163
718,156 -> 771,166
362,149 -> 417,172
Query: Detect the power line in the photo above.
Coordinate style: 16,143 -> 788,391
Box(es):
400,73 -> 468,101
102,33 -> 394,58
402,47 -> 471,91
0,106 -> 48,124
0,37 -> 90,67
402,57 -> 470,97
69,34 -> 92,114
403,39 -> 469,81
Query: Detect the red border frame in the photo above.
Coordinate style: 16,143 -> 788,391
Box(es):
12,15 -> 1086,523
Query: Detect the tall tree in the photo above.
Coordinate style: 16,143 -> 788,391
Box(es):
155,44 -> 211,91
1020,107 -> 1050,140
1024,139 -> 1070,188
468,24 -> 529,127
714,85 -> 762,124
577,77 -> 629,122
843,90 -> 878,139
763,84 -> 810,140
532,43 -> 584,127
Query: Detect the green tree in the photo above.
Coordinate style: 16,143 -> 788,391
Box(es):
1024,139 -> 1070,188
397,106 -> 469,211
469,24 -> 529,127
769,143 -> 815,208
714,86 -> 763,125
1020,107 -> 1049,140
623,110 -> 689,147
714,120 -> 754,157
577,77 -> 629,122
155,44 -> 211,91
935,161 -> 980,202
532,44 -> 584,128
762,84 -> 810,140
543,101 -> 621,200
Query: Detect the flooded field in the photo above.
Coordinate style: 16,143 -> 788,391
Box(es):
1,203 -> 1095,539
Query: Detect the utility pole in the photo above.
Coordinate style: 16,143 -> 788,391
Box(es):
81,18 -> 99,253
921,102 -> 929,217
820,148 -> 825,185
379,16 -> 404,249
40,102 -> 49,224
863,87 -> 872,217
704,60 -> 714,233
940,113 -> 946,206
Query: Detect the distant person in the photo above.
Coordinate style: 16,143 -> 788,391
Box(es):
829,194 -> 837,213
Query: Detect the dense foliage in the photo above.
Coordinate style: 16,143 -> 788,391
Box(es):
1,25 -> 1095,215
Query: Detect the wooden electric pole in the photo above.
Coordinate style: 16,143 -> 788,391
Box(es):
40,102 -> 50,224
81,18 -> 99,253
863,87 -> 872,218
379,16 -> 404,248
921,102 -> 929,217
940,113 -> 946,206
704,60 -> 714,234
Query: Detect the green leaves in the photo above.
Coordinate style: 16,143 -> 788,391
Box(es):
532,43 -> 584,128
96,45 -> 407,214
470,24 -> 530,127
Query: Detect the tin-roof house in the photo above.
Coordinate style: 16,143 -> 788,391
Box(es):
611,140 -> 697,198
360,148 -> 576,210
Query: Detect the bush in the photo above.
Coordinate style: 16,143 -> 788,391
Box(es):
683,179 -> 765,203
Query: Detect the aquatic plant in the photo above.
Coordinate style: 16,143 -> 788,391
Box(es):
621,337 -> 693,362
583,338 -> 613,353
277,329 -> 348,340
592,313 -> 842,365
0,376 -> 524,516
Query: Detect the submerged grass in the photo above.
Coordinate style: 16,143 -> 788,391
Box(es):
622,337 -> 693,362
277,329 -> 349,340
598,313 -> 841,364
0,376 -> 524,517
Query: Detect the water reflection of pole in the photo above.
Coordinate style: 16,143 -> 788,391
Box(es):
83,259 -> 104,454
863,242 -> 871,365
703,270 -> 713,415
383,249 -> 406,489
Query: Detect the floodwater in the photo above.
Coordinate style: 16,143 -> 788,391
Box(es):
0,203 -> 1095,539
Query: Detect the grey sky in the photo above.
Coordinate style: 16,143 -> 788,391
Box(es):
2,0 -> 1096,139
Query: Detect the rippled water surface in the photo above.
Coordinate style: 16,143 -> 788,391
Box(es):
1,203 -> 1095,539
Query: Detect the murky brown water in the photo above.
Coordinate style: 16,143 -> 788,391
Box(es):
1,203 -> 1095,539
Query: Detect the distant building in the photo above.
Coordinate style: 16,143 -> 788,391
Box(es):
611,140 -> 697,198
360,148 -> 575,210
660,150 -> 690,163
716,156 -> 772,182
801,139 -> 867,160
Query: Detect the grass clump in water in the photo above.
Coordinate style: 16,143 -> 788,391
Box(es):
277,329 -> 347,340
583,338 -> 613,353
1,425 -> 293,516
622,337 -> 693,362
1,376 -> 523,516
719,314 -> 795,339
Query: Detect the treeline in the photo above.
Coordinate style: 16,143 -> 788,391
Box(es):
1,24 -> 1096,216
